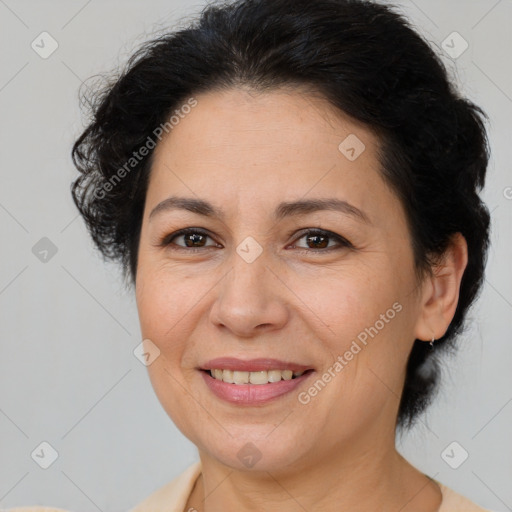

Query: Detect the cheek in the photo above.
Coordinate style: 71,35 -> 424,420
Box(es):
137,278 -> 177,337
135,262 -> 225,388
299,274 -> 413,429
295,265 -> 414,390
293,265 -> 399,339
136,257 -> 210,328
135,268 -> 196,361
135,270 -> 207,431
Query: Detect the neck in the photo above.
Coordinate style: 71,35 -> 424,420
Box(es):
187,435 -> 442,512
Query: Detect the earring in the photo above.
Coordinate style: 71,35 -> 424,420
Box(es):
430,337 -> 435,349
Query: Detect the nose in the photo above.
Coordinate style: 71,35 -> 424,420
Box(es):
209,250 -> 290,338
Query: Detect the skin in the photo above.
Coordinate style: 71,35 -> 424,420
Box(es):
135,87 -> 468,512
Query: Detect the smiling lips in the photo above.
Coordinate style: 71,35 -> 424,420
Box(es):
200,357 -> 315,404
202,357 -> 313,372
209,368 -> 306,384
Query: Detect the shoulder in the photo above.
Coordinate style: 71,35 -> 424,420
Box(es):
4,463 -> 201,512
128,461 -> 202,512
438,482 -> 495,512
5,508 -> 70,512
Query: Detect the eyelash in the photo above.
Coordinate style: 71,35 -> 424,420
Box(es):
159,227 -> 354,254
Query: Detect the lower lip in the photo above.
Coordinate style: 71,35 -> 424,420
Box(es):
200,370 -> 314,405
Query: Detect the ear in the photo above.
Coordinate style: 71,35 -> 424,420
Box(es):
414,233 -> 468,342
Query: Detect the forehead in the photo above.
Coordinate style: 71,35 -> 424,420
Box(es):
146,87 -> 394,222
154,86 -> 378,163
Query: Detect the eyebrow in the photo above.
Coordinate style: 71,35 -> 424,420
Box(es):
149,196 -> 370,224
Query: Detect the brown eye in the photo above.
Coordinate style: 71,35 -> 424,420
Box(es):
181,232 -> 207,247
305,233 -> 329,249
291,229 -> 353,252
161,228 -> 220,250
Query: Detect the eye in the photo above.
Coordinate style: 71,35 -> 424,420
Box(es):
289,228 -> 354,252
160,228 -> 221,250
158,227 -> 353,253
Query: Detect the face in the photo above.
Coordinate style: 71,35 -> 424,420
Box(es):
135,87 -> 426,474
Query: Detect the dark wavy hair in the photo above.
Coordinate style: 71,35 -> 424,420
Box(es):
71,0 -> 491,428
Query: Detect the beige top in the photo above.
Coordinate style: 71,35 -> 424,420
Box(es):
7,461 -> 493,512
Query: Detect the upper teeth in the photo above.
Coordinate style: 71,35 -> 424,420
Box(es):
209,369 -> 305,384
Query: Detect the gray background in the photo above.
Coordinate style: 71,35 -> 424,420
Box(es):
0,0 -> 511,510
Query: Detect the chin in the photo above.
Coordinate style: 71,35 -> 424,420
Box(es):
192,425 -> 316,473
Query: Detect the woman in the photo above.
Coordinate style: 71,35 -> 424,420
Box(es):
9,0 -> 494,510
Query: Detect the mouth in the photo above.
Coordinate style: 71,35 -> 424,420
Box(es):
198,357 -> 315,404
201,368 -> 314,385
